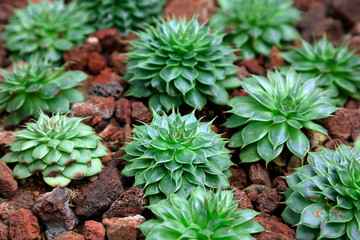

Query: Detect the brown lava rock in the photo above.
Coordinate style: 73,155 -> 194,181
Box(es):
229,167 -> 248,189
103,215 -> 145,240
88,52 -> 106,74
103,187 -> 148,219
255,189 -> 283,214
9,208 -> 40,240
318,108 -> 352,142
76,166 -> 124,218
91,96 -> 116,120
33,188 -> 78,240
0,221 -> 8,240
84,220 -> 105,240
63,45 -> 91,71
271,176 -> 288,193
242,59 -> 265,75
0,190 -> 35,222
233,188 -> 253,210
131,102 -> 152,123
71,102 -> 96,123
54,231 -> 85,240
249,163 -> 271,188
0,161 -> 17,198
253,214 -> 296,240
115,98 -> 132,124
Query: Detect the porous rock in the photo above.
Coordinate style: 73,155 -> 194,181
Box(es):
33,188 -> 78,240
103,187 -> 148,219
75,166 -> 124,218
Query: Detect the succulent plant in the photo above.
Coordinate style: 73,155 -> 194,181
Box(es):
81,0 -> 165,34
282,37 -> 360,106
210,0 -> 301,59
3,0 -> 94,62
125,18 -> 240,111
225,70 -> 337,163
0,55 -> 87,125
122,111 -> 233,204
1,111 -> 108,187
283,144 -> 360,240
138,187 -> 264,239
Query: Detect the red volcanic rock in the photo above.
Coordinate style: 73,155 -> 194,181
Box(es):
8,209 -> 40,240
103,187 -> 148,219
75,166 -> 124,218
0,161 -> 17,198
84,220 -> 105,240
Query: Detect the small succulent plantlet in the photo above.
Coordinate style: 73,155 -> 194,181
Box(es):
210,0 -> 301,59
81,0 -> 165,34
1,111 -> 108,187
3,0 -> 94,62
283,144 -> 360,240
122,111 -> 233,204
282,37 -> 360,106
126,18 -> 240,111
138,187 -> 264,239
0,55 -> 87,125
226,70 -> 337,163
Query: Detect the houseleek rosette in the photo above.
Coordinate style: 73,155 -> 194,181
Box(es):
3,0 -> 94,62
210,0 -> 301,58
126,18 -> 240,111
81,0 -> 165,34
282,37 -> 360,105
122,111 -> 233,204
226,70 -> 337,163
1,112 -> 108,187
0,55 -> 87,125
283,144 -> 360,240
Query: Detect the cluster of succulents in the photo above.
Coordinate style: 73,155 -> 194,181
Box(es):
81,0 -> 165,34
282,37 -> 360,105
122,111 -> 233,204
210,0 -> 301,58
3,1 -> 360,239
283,144 -> 360,240
0,55 -> 87,125
226,70 -> 337,163
138,187 -> 264,240
1,112 -> 108,187
3,0 -> 94,62
125,18 -> 240,111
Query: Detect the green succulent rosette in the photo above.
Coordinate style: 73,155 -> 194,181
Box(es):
283,144 -> 360,240
138,187 -> 264,239
81,0 -> 165,34
122,111 -> 233,204
210,0 -> 301,59
226,70 -> 337,163
282,37 -> 360,106
1,112 -> 108,187
0,55 -> 87,125
3,0 -> 94,62
125,18 -> 240,111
